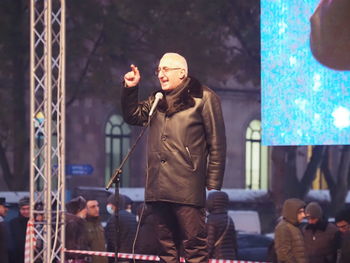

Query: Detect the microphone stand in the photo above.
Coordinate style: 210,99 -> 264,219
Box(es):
105,116 -> 151,263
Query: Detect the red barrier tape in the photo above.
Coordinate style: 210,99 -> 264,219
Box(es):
24,220 -> 36,263
64,249 -> 268,263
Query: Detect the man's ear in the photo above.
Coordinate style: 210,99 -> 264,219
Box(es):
179,69 -> 186,79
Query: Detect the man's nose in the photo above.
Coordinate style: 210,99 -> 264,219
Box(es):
158,70 -> 165,78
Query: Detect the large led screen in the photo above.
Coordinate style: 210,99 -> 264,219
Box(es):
261,0 -> 350,145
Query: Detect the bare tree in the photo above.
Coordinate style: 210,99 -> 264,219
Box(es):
0,0 -> 260,190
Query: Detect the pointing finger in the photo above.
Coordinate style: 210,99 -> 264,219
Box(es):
131,64 -> 139,75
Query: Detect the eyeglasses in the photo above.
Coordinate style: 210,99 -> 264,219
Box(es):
155,67 -> 182,76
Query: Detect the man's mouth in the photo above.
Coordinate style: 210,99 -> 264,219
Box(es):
160,79 -> 168,85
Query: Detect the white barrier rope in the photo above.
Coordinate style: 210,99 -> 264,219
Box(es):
64,249 -> 269,263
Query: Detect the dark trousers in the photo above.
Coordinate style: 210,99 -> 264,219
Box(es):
148,202 -> 208,263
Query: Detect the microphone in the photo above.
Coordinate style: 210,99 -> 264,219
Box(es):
149,92 -> 164,116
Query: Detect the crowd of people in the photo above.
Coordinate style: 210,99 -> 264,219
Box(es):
0,191 -> 238,263
1,193 -> 350,263
1,45 -> 350,263
63,191 -> 240,263
273,198 -> 350,263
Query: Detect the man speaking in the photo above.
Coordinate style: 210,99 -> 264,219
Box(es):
121,52 -> 226,263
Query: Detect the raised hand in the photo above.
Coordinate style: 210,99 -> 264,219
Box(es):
124,64 -> 141,88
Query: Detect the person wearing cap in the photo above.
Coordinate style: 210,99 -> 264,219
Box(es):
0,197 -> 9,221
122,195 -> 134,214
0,198 -> 10,263
104,194 -> 137,263
334,208 -> 350,263
9,196 -> 30,263
301,202 -> 337,263
65,196 -> 90,263
122,52 -> 226,263
274,198 -> 308,263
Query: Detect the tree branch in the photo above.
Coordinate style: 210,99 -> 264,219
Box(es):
321,146 -> 335,190
0,142 -> 13,189
66,27 -> 105,107
299,146 -> 326,198
331,145 -> 350,213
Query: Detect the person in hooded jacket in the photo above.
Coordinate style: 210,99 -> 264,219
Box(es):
301,202 -> 337,263
206,191 -> 237,260
274,198 -> 308,263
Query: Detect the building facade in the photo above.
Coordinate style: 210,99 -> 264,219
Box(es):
65,87 -> 268,192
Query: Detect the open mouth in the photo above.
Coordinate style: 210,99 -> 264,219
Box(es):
160,79 -> 169,86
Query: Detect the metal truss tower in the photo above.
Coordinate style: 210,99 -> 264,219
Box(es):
29,0 -> 66,262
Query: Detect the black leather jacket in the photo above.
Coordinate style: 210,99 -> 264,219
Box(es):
122,77 -> 226,207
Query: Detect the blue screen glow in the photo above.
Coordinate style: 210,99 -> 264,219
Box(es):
261,0 -> 350,145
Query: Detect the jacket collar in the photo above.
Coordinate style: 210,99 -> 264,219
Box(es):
305,219 -> 328,232
157,76 -> 203,116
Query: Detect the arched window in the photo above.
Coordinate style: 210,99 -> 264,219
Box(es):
105,114 -> 131,187
245,120 -> 269,190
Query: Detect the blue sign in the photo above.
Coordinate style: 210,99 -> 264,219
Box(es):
66,164 -> 93,176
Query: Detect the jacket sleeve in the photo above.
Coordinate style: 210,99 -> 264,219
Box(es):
201,89 -> 226,190
121,85 -> 152,126
274,224 -> 296,263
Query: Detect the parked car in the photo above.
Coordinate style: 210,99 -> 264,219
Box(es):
228,210 -> 261,234
236,232 -> 273,261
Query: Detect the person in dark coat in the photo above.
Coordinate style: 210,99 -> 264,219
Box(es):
104,194 -> 137,263
0,197 -> 10,263
9,196 -> 30,263
122,52 -> 226,263
86,199 -> 107,263
65,196 -> 90,262
302,202 -> 337,263
134,203 -> 160,258
274,198 -> 308,263
206,191 -> 237,260
334,208 -> 350,263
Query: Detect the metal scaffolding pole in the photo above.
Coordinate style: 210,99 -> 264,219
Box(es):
30,0 -> 66,262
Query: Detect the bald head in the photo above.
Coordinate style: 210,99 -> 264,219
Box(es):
159,53 -> 188,77
157,52 -> 189,91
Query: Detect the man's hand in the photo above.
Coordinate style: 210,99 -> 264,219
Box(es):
124,64 -> 141,88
